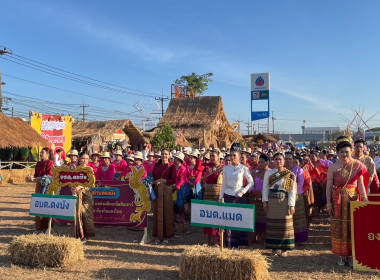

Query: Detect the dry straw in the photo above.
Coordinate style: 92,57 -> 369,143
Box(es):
179,245 -> 270,280
8,234 -> 84,267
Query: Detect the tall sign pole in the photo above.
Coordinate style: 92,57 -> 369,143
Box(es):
250,73 -> 270,131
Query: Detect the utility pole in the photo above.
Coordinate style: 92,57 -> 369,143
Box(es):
11,107 -> 14,117
0,47 -> 11,113
80,104 -> 89,121
155,89 -> 169,117
272,111 -> 275,134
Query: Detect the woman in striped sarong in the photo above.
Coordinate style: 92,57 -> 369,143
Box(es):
247,153 -> 269,244
263,153 -> 297,257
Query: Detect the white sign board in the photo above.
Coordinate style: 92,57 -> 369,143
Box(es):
251,73 -> 270,91
191,200 -> 255,232
30,194 -> 77,220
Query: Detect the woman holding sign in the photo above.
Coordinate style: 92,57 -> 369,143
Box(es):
219,144 -> 254,249
262,153 -> 297,257
33,147 -> 54,233
73,152 -> 95,243
326,136 -> 369,267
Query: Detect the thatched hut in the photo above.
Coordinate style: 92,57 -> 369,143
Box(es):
72,119 -> 146,151
0,113 -> 49,162
148,96 -> 242,148
0,113 -> 49,149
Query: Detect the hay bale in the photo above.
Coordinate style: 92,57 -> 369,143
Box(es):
1,169 -> 34,185
8,234 -> 84,267
179,245 -> 270,280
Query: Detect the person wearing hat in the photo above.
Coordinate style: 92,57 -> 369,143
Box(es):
124,151 -> 147,181
89,151 -> 102,174
154,151 -> 161,162
195,148 -> 224,245
143,152 -> 156,177
67,149 -> 79,167
187,151 -> 203,201
112,150 -> 128,181
173,152 -> 190,229
96,152 -> 115,181
152,148 -> 176,244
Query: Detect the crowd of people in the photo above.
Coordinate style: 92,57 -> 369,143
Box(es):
31,136 -> 379,267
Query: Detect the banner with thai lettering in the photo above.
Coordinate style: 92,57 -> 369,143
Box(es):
190,200 -> 255,232
351,201 -> 380,271
91,181 -> 149,227
30,193 -> 77,220
30,111 -> 73,160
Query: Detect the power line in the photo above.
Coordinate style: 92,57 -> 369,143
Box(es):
1,55 -> 158,98
10,52 -> 158,96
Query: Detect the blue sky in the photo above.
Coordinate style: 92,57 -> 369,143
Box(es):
2,0 -> 380,133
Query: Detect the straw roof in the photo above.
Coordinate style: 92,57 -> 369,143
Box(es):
157,96 -> 242,146
72,119 -> 143,141
244,133 -> 279,144
0,113 -> 49,148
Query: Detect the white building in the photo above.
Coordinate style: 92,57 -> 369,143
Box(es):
303,127 -> 340,134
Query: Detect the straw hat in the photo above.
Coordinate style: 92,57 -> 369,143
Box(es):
101,152 -> 111,158
245,148 -> 252,154
193,149 -> 200,156
221,147 -> 226,151
328,150 -> 335,155
171,149 -> 177,155
68,149 -> 79,156
126,154 -> 135,161
189,151 -> 199,158
148,152 -> 155,157
134,151 -> 144,160
91,151 -> 100,156
114,150 -> 123,156
173,152 -> 185,162
155,151 -> 161,157
204,153 -> 210,160
200,148 -> 206,152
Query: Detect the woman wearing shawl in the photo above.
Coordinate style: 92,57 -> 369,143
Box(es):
262,152 -> 297,257
326,136 -> 369,267
73,152 -> 95,243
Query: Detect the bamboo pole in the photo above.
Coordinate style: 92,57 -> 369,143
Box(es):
220,198 -> 224,252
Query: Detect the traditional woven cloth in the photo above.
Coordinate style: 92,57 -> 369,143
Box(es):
265,191 -> 295,250
152,184 -> 174,241
75,188 -> 95,239
246,191 -> 266,232
203,183 -> 222,201
35,180 -> 49,232
293,195 -> 308,242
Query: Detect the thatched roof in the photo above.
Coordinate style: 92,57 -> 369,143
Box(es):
244,133 -> 279,144
157,96 -> 242,146
0,113 -> 49,148
72,119 -> 143,141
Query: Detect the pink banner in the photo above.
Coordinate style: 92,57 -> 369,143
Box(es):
58,180 -> 148,228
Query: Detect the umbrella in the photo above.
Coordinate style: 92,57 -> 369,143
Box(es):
295,144 -> 305,149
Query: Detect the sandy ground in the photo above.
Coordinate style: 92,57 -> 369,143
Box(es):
0,183 -> 379,280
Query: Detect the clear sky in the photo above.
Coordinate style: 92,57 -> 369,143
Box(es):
2,0 -> 380,134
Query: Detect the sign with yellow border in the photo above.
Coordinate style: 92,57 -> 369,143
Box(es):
351,201 -> 380,271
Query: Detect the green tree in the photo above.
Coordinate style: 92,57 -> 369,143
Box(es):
175,72 -> 213,96
151,123 -> 177,151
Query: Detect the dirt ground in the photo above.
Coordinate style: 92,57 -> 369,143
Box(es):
0,183 -> 379,280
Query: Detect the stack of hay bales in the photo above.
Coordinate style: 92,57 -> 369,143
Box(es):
8,234 -> 84,267
179,245 -> 270,280
1,169 -> 34,184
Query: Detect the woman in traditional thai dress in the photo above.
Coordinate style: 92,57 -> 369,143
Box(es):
247,153 -> 269,244
88,151 -> 102,175
263,152 -> 297,257
143,152 -> 156,177
219,146 -> 254,249
285,152 -> 308,244
112,150 -> 127,181
96,152 -> 115,181
326,136 -> 369,266
152,148 -> 176,244
73,152 -> 95,243
33,147 -> 54,232
196,149 -> 224,245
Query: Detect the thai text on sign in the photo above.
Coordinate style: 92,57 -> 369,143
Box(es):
190,200 -> 255,232
29,194 -> 77,220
